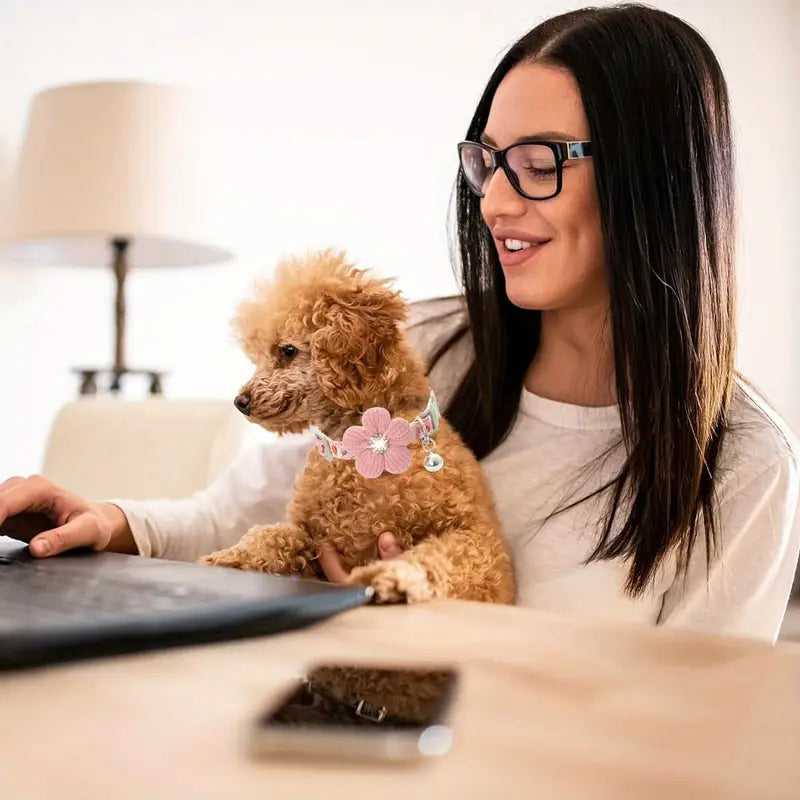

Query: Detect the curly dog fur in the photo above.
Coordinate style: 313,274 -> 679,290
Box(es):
202,250 -> 515,606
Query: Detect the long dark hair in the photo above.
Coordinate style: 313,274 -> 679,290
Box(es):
438,4 -> 737,595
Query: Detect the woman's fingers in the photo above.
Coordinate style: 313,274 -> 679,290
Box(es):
0,476 -> 26,492
0,476 -> 109,557
319,534 -> 406,584
377,532 -> 404,559
0,477 -> 58,527
318,543 -> 351,583
30,514 -> 104,557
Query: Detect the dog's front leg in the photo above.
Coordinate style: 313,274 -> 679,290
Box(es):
200,523 -> 319,577
347,524 -> 515,604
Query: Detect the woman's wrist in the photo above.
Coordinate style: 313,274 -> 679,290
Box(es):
97,502 -> 138,554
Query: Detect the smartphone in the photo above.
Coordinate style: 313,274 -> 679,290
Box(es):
249,663 -> 458,763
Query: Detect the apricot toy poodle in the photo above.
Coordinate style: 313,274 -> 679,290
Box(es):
201,250 -> 515,606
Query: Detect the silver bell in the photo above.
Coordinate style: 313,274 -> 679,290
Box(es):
424,452 -> 444,472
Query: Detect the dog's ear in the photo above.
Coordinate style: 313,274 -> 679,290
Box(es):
310,283 -> 408,409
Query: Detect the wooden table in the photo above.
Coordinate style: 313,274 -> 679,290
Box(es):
1,601 -> 799,800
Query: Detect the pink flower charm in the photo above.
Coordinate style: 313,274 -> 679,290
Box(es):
342,407 -> 414,478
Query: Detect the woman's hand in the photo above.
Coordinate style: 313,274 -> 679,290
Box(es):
0,475 -> 136,556
318,532 -> 405,583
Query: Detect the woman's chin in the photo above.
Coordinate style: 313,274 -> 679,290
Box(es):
503,279 -> 559,311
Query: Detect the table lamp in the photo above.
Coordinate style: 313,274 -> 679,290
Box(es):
2,80 -> 233,395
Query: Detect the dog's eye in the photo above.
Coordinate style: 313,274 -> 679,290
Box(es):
278,344 -> 298,361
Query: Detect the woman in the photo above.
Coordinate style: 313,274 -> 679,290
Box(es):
1,5 -> 797,641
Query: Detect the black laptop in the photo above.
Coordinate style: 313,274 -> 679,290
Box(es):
0,535 -> 371,671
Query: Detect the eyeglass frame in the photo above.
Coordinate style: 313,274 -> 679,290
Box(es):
457,139 -> 594,201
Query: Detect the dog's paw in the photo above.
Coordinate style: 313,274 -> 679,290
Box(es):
200,547 -> 250,570
347,560 -> 434,604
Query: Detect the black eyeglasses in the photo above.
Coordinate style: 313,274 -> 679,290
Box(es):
458,140 -> 594,201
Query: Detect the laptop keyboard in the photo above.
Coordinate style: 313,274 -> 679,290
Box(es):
0,537 -> 370,671
0,557 -> 227,627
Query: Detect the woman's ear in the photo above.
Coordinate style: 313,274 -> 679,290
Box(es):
310,285 -> 407,409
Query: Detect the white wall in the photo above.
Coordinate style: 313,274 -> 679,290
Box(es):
0,0 -> 797,479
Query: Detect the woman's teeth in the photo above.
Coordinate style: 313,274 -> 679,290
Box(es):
504,238 -> 534,252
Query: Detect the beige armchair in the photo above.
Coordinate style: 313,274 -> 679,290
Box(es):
42,398 -> 250,500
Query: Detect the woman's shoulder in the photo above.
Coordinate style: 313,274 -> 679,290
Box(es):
720,379 -> 799,499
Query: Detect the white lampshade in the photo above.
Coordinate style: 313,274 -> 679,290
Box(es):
2,80 -> 232,267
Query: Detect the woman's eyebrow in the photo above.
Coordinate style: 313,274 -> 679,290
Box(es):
480,131 -> 582,145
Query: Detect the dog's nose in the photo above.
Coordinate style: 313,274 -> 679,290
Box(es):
234,393 -> 251,416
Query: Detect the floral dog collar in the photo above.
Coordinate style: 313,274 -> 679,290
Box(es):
310,390 -> 444,478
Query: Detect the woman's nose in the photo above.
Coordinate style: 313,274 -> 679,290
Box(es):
480,167 -> 528,223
